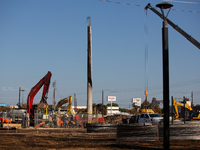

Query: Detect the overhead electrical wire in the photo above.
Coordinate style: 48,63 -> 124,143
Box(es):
144,9 -> 149,100
74,78 -> 200,96
163,0 -> 200,5
99,0 -> 200,13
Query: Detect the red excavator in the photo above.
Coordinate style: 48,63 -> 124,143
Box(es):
27,71 -> 52,121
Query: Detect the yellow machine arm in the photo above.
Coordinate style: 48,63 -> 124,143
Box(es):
55,95 -> 73,113
173,99 -> 192,119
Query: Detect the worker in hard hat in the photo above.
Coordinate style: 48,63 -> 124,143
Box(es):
62,113 -> 68,128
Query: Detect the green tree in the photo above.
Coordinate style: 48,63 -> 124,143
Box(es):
119,108 -> 127,112
0,106 -> 11,112
150,97 -> 162,115
126,108 -> 137,114
107,103 -> 119,107
141,100 -> 150,109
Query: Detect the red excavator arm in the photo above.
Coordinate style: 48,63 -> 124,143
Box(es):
27,71 -> 52,117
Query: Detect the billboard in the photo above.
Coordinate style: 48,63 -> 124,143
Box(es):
132,98 -> 141,107
186,101 -> 191,107
108,96 -> 116,102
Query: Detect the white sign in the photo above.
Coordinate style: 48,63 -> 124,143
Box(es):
132,98 -> 141,107
186,101 -> 191,107
108,96 -> 116,102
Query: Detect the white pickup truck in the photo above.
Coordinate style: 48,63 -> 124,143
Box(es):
137,113 -> 163,123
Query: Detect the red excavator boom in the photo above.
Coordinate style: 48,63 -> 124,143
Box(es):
27,71 -> 52,117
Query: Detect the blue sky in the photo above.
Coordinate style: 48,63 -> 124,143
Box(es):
0,0 -> 200,109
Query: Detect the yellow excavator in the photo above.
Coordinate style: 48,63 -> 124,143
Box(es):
173,99 -> 200,120
56,95 -> 73,114
140,90 -> 163,113
140,90 -> 155,113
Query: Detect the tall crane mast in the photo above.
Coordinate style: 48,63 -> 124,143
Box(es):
145,3 -> 200,50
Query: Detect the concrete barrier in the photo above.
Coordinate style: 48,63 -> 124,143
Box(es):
86,123 -> 117,133
117,123 -> 158,141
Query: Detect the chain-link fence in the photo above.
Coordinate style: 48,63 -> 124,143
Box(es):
0,109 -> 29,128
1,109 -> 105,129
33,112 -> 105,128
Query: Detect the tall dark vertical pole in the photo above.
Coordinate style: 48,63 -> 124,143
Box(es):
53,80 -> 56,110
19,87 -> 21,108
171,96 -> 173,124
74,93 -> 77,113
162,19 -> 170,150
191,91 -> 193,107
53,88 -> 55,110
87,17 -> 92,122
102,90 -> 104,117
183,96 -> 185,124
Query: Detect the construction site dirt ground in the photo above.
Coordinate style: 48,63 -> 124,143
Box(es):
0,128 -> 200,150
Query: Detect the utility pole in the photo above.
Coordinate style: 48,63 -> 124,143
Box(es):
74,93 -> 77,113
156,2 -> 173,150
171,96 -> 173,124
21,90 -> 25,106
53,80 -> 57,110
102,90 -> 104,116
183,96 -> 186,124
191,91 -> 193,107
87,16 -> 93,122
19,87 -> 21,108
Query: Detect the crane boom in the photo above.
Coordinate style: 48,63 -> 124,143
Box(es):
145,3 -> 200,49
27,71 -> 52,117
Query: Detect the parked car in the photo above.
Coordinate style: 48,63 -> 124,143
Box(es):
138,113 -> 163,123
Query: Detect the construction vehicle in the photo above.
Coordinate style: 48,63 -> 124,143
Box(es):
27,71 -> 52,125
140,109 -> 155,113
173,99 -> 200,120
140,100 -> 163,114
55,95 -> 73,113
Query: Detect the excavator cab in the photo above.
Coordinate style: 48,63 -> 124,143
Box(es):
191,110 -> 200,120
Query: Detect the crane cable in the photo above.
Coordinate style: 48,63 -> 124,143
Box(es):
144,10 -> 148,101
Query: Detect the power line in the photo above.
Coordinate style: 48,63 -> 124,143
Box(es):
99,0 -> 200,13
163,0 -> 200,5
74,78 -> 200,96
99,0 -> 144,7
55,89 -> 64,98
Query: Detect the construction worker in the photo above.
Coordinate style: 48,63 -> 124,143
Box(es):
75,114 -> 79,127
62,113 -> 68,128
70,114 -> 74,128
48,114 -> 52,127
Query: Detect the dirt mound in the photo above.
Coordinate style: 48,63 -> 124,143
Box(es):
104,115 -> 131,124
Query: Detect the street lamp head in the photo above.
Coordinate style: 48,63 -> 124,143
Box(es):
156,2 -> 173,9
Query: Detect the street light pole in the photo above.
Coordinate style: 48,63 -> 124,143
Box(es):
21,90 -> 25,106
156,2 -> 173,150
19,87 -> 21,108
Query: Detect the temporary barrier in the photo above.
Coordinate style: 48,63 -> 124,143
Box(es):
159,121 -> 200,140
87,123 -> 117,133
4,118 -> 11,123
117,123 -> 157,141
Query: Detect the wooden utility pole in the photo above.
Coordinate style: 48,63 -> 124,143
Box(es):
102,90 -> 104,116
53,80 -> 56,110
87,17 -> 93,122
19,87 -> 21,108
74,93 -> 77,113
191,91 -> 193,107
